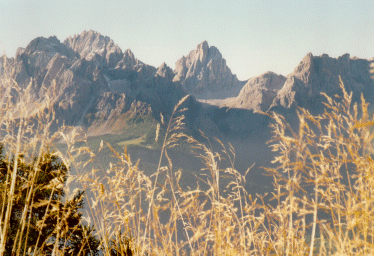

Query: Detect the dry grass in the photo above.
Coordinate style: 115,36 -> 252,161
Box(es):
76,79 -> 374,255
1,55 -> 374,256
0,60 -> 98,255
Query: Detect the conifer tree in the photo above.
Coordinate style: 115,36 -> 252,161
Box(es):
0,145 -> 99,255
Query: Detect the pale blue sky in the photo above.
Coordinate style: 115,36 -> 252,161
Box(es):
1,0 -> 374,80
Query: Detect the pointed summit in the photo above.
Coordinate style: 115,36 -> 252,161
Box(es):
156,62 -> 174,79
64,30 -> 122,68
270,53 -> 373,113
24,36 -> 75,59
199,40 -> 209,48
124,49 -> 135,59
195,41 -> 209,62
13,35 -> 75,86
116,49 -> 138,69
173,41 -> 244,99
305,52 -> 313,59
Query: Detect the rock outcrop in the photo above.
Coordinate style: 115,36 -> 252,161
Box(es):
173,41 -> 245,99
10,36 -> 76,94
224,72 -> 286,112
270,53 -> 374,113
85,92 -> 153,135
223,52 -> 374,116
4,31 -> 374,143
0,31 -> 219,137
64,30 -> 122,68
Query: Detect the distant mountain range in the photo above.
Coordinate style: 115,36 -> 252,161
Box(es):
1,30 -> 374,186
0,31 -> 209,137
224,52 -> 374,115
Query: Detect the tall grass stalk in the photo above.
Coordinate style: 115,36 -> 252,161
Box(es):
2,52 -> 374,256
0,59 -> 97,255
75,78 -> 374,255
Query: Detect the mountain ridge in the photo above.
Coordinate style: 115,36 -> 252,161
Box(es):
0,31 -> 224,140
3,30 -> 374,192
2,30 -> 374,142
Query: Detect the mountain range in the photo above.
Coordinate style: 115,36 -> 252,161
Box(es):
1,30 -> 374,191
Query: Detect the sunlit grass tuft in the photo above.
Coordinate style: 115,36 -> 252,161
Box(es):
2,52 -> 374,256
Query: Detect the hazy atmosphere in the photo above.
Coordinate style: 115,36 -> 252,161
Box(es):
1,0 -> 374,79
2,1 -> 374,255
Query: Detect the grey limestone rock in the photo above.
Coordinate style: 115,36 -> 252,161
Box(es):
225,71 -> 286,112
64,30 -> 122,68
270,52 -> 374,113
173,41 -> 244,99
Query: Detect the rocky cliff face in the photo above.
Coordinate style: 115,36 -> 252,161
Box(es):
0,31 -> 221,138
224,72 -> 286,112
64,30 -> 123,68
0,32 -> 158,132
65,30 -> 156,80
3,32 -> 374,193
224,52 -> 374,115
269,53 -> 374,113
85,92 -> 153,135
3,31 -> 373,143
173,41 -> 245,99
10,36 -> 76,95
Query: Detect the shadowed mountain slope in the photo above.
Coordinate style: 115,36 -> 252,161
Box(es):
0,31 -> 222,139
2,32 -> 374,188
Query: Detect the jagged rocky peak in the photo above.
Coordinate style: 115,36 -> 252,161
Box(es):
15,35 -> 75,72
22,36 -> 76,59
111,48 -> 156,81
124,49 -> 135,59
292,52 -> 314,74
115,48 -> 143,70
289,52 -> 353,83
118,49 -> 137,68
173,41 -> 244,99
64,30 -> 123,68
270,52 -> 374,112
156,62 -> 174,79
194,40 -> 210,62
10,36 -> 76,88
